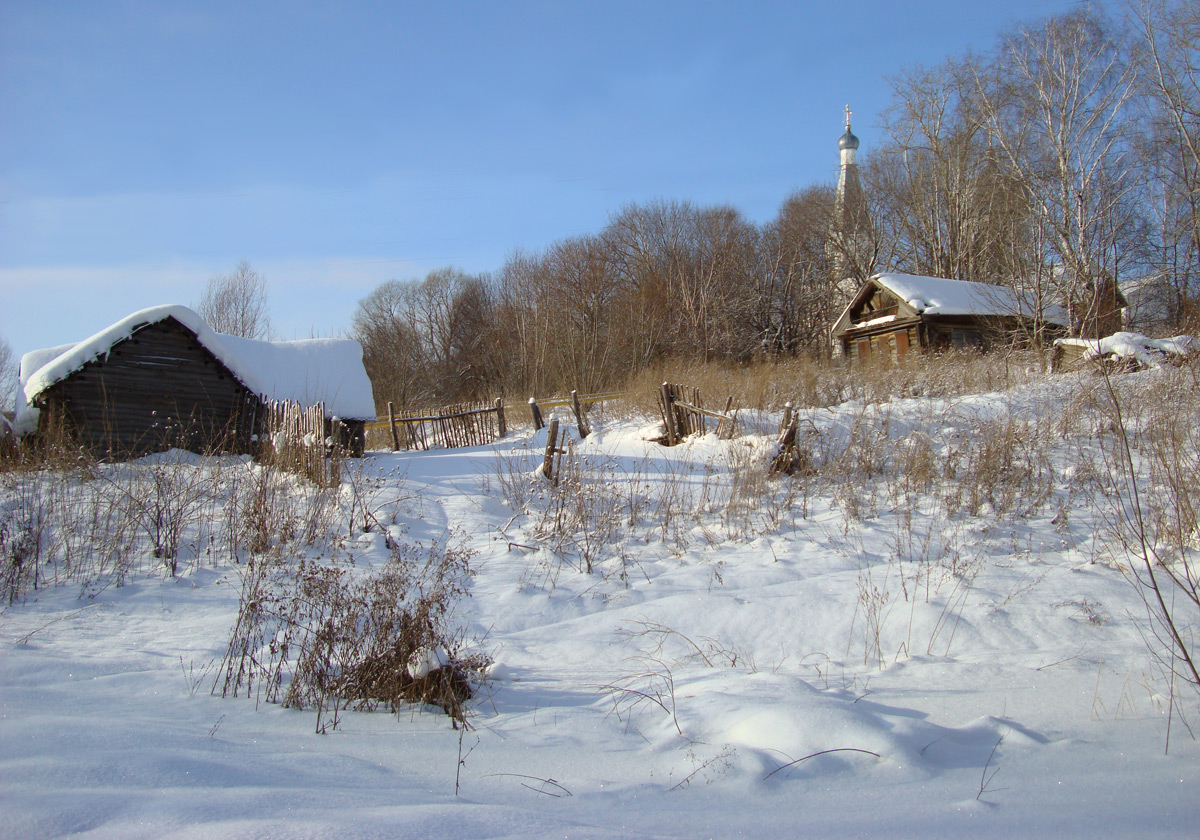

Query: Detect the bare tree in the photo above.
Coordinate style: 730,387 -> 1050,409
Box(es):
871,56 -> 1034,285
197,260 -> 271,339
351,279 -> 428,410
351,268 -> 496,408
600,200 -> 760,365
492,249 -> 560,396
756,186 -> 838,357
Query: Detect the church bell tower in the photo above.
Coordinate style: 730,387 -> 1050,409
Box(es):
830,105 -> 872,313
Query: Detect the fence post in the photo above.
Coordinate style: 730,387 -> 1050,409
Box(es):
387,401 -> 400,451
542,418 -> 559,482
529,397 -> 544,431
495,398 -> 507,438
779,401 -> 793,436
770,415 -> 800,475
571,389 -> 590,438
661,382 -> 677,446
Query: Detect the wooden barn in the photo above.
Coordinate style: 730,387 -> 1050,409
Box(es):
831,273 -> 1069,364
15,305 -> 376,458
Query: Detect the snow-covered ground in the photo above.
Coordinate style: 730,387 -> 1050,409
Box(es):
2,370 -> 1198,838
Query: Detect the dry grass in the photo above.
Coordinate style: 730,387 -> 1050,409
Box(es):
0,406 -> 387,604
619,350 -> 1048,417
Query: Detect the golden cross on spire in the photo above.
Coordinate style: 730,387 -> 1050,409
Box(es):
845,104 -> 852,128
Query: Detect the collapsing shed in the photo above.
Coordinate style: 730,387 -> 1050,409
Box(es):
15,305 -> 376,458
831,273 -> 1069,363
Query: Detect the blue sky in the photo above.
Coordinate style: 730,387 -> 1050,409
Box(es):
1,0 -> 1104,359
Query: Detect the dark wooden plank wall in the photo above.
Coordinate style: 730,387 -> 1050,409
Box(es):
38,318 -> 259,457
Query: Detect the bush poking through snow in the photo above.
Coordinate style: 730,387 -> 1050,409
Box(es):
216,533 -> 486,730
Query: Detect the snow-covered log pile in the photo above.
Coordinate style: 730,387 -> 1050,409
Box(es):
1052,331 -> 1198,371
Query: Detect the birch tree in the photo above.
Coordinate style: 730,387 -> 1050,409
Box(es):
979,8 -> 1141,337
1134,0 -> 1200,328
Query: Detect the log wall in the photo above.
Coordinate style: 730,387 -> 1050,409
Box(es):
35,319 -> 259,457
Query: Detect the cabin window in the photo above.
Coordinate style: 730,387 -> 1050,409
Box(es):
950,328 -> 983,350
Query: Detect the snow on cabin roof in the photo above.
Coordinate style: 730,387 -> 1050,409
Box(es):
18,304 -> 376,423
216,332 -> 377,420
873,272 -> 1070,326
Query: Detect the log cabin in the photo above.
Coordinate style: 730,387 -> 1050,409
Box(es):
831,273 -> 1070,364
15,305 -> 376,458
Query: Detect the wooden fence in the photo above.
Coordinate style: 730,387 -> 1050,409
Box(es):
364,391 -> 625,452
376,399 -> 507,452
262,400 -> 341,486
363,386 -> 734,453
525,389 -> 615,437
658,382 -> 737,445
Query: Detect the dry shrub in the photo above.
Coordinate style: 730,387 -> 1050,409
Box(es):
0,410 -> 94,475
621,357 -> 830,416
1092,360 -> 1200,700
96,451 -> 218,575
889,430 -> 938,497
0,455 -> 139,601
501,434 -> 777,586
216,534 -> 484,730
233,460 -> 340,556
532,444 -> 623,573
945,416 -> 1055,518
802,406 -> 892,521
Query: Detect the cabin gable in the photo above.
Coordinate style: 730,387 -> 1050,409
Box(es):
35,317 -> 259,456
847,284 -> 917,324
833,278 -> 922,364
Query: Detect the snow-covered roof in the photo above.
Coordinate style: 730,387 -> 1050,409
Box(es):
873,272 -> 1070,326
216,332 -> 377,419
17,305 -> 376,428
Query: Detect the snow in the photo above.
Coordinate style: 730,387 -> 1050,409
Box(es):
1056,332 -> 1198,368
875,272 -> 1071,325
217,332 -> 376,420
408,646 -> 451,679
853,313 -> 898,329
15,305 -> 376,432
1,371 -> 1198,838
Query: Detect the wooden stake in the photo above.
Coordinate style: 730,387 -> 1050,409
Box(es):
387,401 -> 400,451
571,389 -> 589,438
529,397 -> 544,431
495,397 -> 506,438
661,382 -> 677,446
542,418 -> 559,482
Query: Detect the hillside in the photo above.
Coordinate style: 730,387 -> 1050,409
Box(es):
2,364 -> 1198,839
